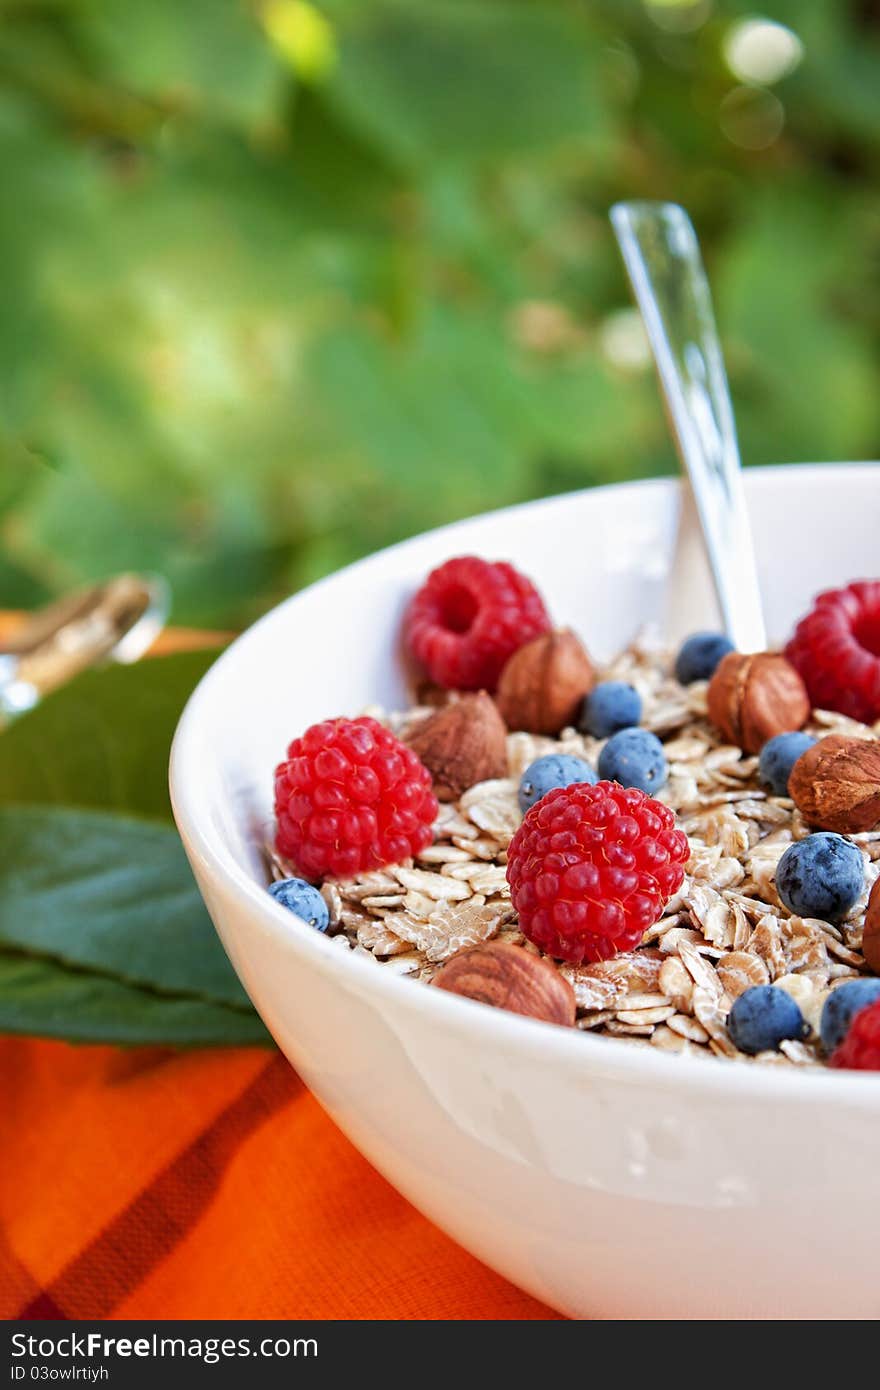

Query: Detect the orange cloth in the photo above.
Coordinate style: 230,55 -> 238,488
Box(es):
0,1040 -> 559,1319
0,617 -> 558,1320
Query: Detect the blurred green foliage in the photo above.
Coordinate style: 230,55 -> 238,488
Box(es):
1,0 -> 878,626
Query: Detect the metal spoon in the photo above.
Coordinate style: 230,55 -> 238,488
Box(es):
0,573 -> 169,722
610,200 -> 766,652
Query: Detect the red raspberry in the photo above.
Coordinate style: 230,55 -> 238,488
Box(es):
787,581 -> 880,723
830,998 -> 880,1071
404,555 -> 551,692
506,781 -> 690,964
274,716 -> 438,880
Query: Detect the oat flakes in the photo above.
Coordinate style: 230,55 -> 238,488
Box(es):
269,638 -> 880,1068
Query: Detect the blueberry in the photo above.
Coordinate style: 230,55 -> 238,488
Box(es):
597,728 -> 667,794
674,632 -> 735,684
268,877 -> 329,932
518,753 -> 597,814
578,681 -> 642,738
776,833 -> 864,922
758,731 -> 817,797
820,978 -> 880,1053
727,985 -> 808,1055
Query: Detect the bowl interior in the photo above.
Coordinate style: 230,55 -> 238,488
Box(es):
172,464 -> 880,1091
175,466 -> 876,881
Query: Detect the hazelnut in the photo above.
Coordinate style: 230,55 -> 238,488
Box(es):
495,628 -> 594,736
707,651 -> 810,754
432,941 -> 576,1026
788,734 -> 880,835
863,878 -> 880,975
412,678 -> 451,709
404,692 -> 508,801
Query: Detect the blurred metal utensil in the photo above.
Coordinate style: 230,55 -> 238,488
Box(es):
0,573 -> 169,721
610,200 -> 766,651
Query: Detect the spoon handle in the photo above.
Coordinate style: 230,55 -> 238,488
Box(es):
0,574 -> 169,723
610,200 -> 766,652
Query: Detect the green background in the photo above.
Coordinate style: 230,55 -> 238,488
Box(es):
2,0 -> 879,629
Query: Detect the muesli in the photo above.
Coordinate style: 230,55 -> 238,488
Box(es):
267,559 -> 880,1071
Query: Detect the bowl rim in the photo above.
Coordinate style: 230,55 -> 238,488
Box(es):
170,462 -> 880,1106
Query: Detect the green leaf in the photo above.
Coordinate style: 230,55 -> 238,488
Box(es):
0,650 -> 220,821
0,805 -> 251,1010
74,0 -> 286,129
328,0 -> 606,167
0,95 -> 104,429
717,191 -> 879,464
0,952 -> 270,1047
0,427 -> 47,516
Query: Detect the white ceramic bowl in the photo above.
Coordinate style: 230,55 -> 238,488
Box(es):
171,464 -> 880,1320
